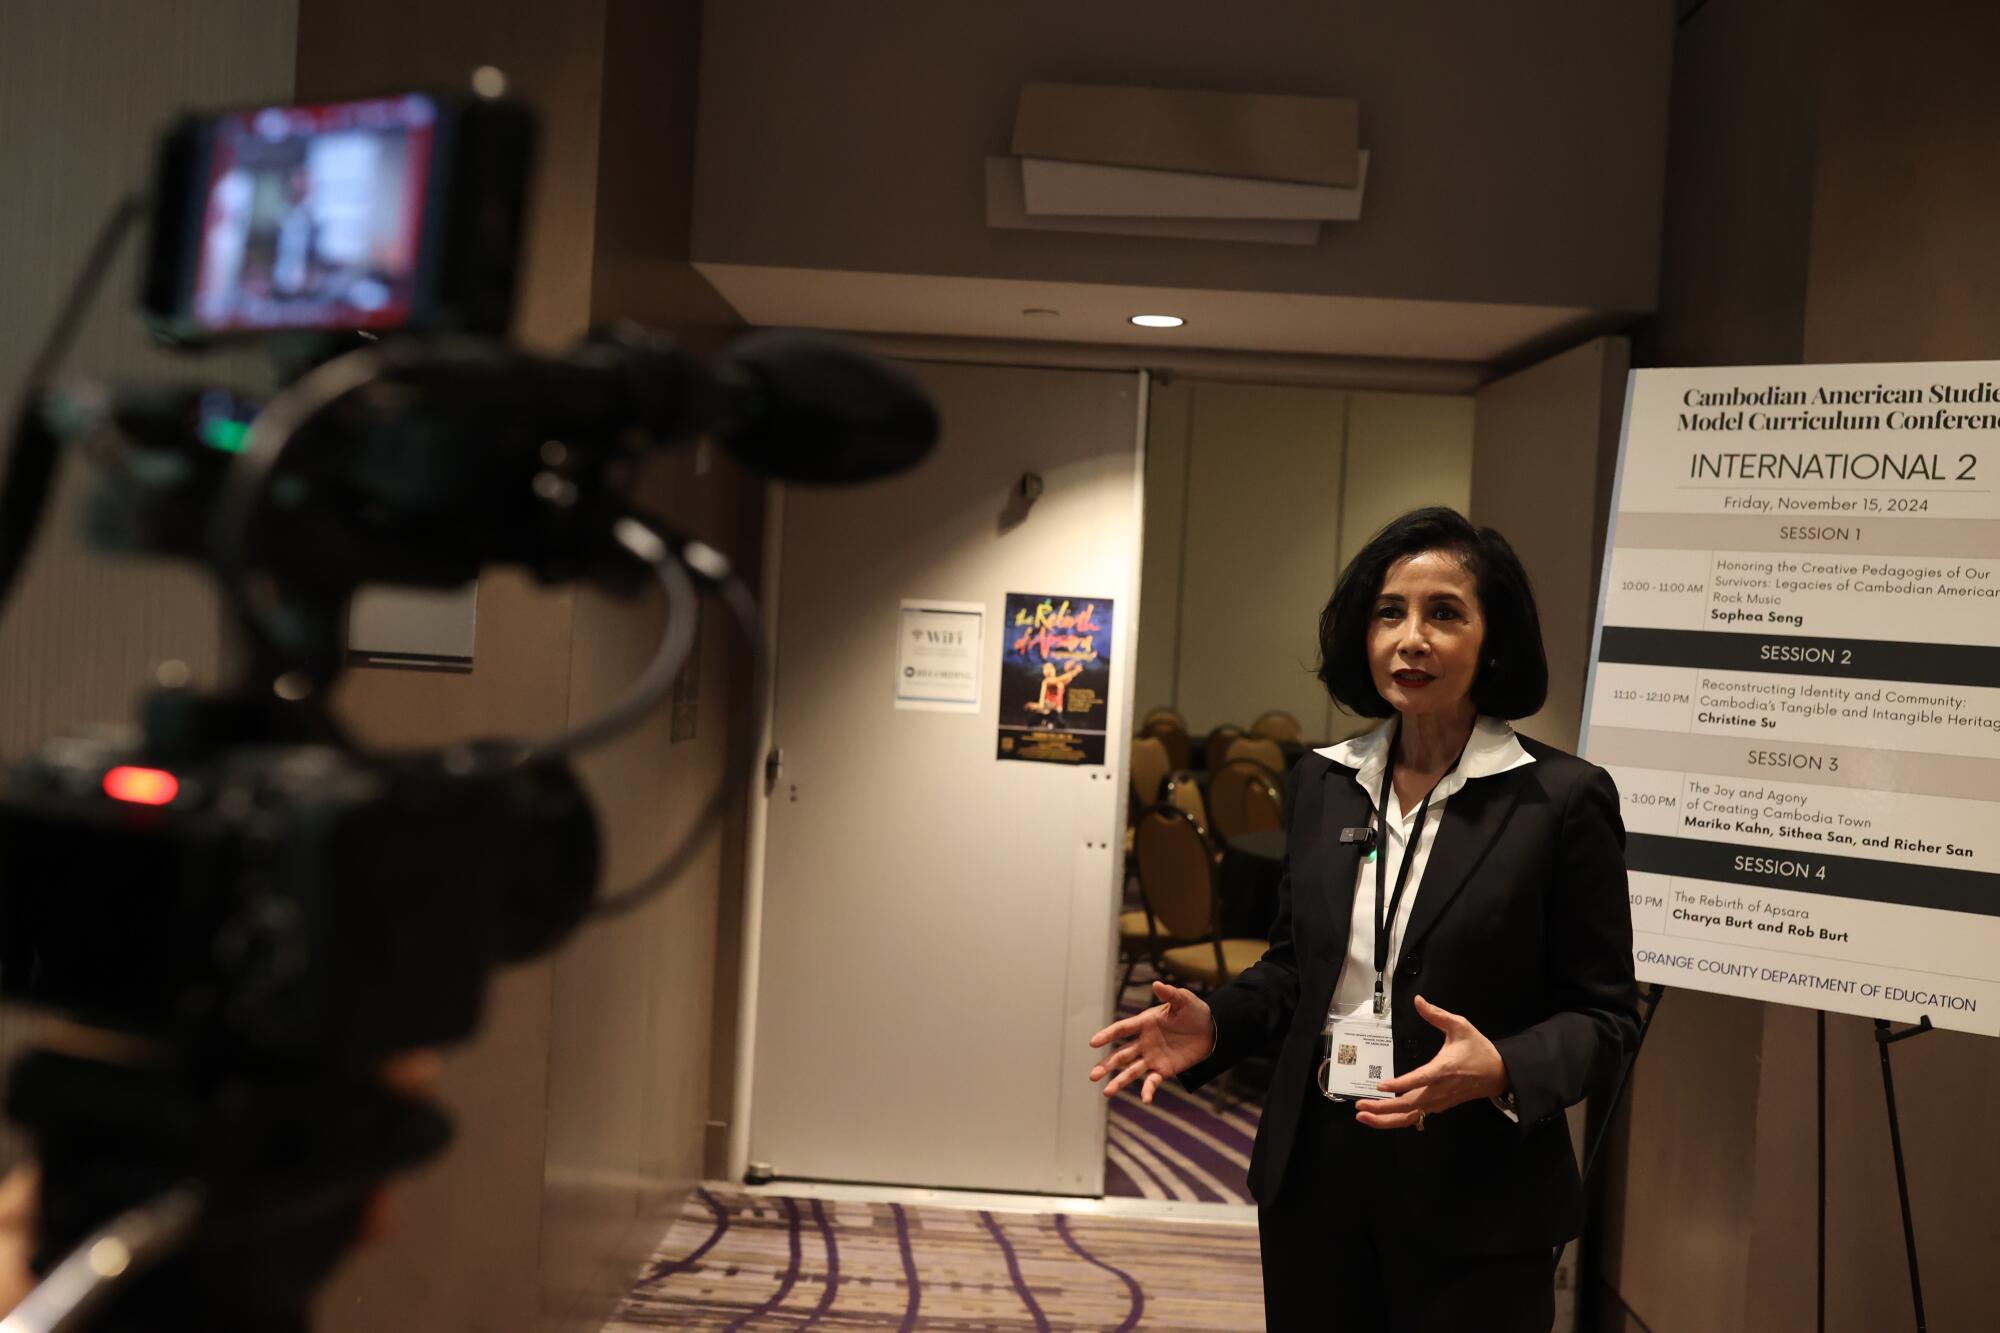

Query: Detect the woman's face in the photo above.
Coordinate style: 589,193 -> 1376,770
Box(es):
1367,549 -> 1487,722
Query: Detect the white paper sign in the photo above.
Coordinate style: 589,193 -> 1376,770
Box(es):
1583,360 -> 2000,1034
896,600 -> 983,712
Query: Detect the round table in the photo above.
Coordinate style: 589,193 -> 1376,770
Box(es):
1219,829 -> 1287,940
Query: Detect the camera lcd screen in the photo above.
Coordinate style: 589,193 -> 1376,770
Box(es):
187,94 -> 440,334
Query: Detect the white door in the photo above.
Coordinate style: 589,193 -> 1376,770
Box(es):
747,361 -> 1143,1194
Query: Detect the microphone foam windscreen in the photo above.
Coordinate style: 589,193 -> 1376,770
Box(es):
714,331 -> 939,484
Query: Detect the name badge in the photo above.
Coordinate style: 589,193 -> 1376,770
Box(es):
1317,1006 -> 1394,1100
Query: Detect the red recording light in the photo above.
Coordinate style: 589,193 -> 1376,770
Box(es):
102,766 -> 181,807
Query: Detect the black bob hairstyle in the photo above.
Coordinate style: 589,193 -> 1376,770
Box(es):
1317,506 -> 1549,720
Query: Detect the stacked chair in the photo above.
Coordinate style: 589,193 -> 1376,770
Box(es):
1138,709 -> 1194,770
1250,709 -> 1304,743
1120,705 -> 1302,994
1205,757 -> 1285,841
1132,804 -> 1268,994
1200,722 -> 1244,770
1118,734 -> 1179,996
1221,733 -> 1285,775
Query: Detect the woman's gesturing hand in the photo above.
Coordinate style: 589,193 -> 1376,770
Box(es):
1354,995 -> 1509,1131
1087,982 -> 1216,1104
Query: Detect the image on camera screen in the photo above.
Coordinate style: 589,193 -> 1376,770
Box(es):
190,94 -> 438,334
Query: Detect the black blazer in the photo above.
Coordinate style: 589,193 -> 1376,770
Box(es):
1182,733 -> 1640,1254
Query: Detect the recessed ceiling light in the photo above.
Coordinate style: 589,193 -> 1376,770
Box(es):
1129,314 -> 1185,329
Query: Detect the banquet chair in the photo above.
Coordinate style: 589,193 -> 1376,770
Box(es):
1139,717 -> 1193,771
1250,709 -> 1304,743
1135,805 -> 1267,992
1200,722 -> 1244,770
1223,734 -> 1286,774
1206,758 -> 1286,841
1161,769 -> 1209,831
1129,735 -> 1172,809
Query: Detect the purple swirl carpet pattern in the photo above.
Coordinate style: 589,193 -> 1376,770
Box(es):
608,1188 -> 1262,1330
1101,979 -> 1265,1207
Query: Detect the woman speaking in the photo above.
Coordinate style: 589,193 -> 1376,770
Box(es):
1089,507 -> 1638,1331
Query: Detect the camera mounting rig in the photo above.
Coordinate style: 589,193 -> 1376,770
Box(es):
0,85 -> 936,1333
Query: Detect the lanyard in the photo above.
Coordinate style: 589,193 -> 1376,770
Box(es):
1371,735 -> 1465,1017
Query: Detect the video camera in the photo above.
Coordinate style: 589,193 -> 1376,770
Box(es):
0,81 -> 936,1332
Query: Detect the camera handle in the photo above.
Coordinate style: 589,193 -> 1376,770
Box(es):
3,1049 -> 452,1333
0,1184 -> 201,1333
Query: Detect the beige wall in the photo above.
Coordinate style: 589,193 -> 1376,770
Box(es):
292,3 -> 754,1331
1169,381 -> 1350,740
1136,380 -> 1472,741
1133,381 -> 1193,726
1646,0 -> 1818,369
691,1 -> 1673,315
0,0 -> 298,1160
1595,2 -> 2000,1330
1337,392 -> 1477,569
0,0 -> 297,754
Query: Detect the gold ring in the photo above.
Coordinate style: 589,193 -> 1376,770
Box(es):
1415,1110 -> 1427,1132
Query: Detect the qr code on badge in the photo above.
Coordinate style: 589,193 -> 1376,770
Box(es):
1367,1064 -> 1383,1079
1336,1044 -> 1357,1065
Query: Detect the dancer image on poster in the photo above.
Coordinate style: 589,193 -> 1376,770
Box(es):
1024,660 -> 1085,727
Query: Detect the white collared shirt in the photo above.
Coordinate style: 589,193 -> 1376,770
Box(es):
1316,715 -> 1536,1024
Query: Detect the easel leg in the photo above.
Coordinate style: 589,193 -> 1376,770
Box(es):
1581,983 -> 1666,1185
1872,1017 -> 1929,1333
1816,1010 -> 1826,1333
1562,983 -> 1668,1282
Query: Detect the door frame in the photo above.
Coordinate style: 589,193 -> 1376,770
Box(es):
726,366 -> 1151,1191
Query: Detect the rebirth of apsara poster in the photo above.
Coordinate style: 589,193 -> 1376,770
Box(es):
995,592 -> 1113,765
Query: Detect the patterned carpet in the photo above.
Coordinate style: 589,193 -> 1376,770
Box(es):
606,1187 -> 1263,1330
1103,970 -> 1265,1207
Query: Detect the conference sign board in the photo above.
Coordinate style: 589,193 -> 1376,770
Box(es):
1582,362 -> 2000,1034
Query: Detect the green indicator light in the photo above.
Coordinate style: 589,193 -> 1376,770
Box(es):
200,418 -> 251,453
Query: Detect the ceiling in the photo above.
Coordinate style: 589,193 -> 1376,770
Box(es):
688,6 -> 1671,382
694,263 -> 1617,368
